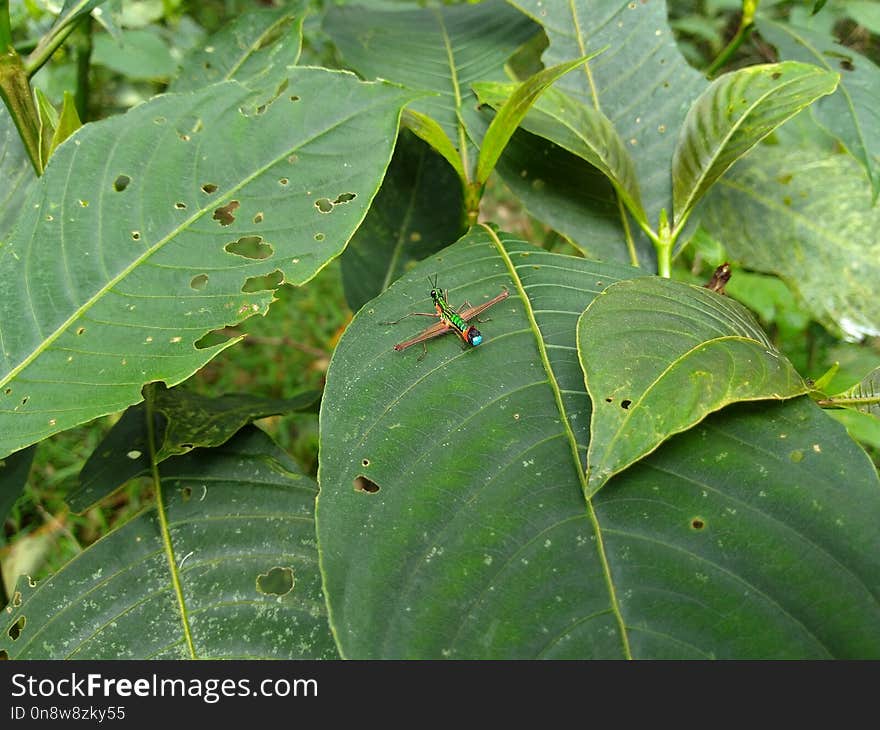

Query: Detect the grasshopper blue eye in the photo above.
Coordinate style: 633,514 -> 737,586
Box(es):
468,328 -> 482,346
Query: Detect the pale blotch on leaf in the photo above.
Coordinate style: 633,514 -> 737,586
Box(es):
256,566 -> 295,597
126,450 -> 142,460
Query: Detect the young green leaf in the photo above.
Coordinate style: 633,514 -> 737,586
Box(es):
758,18 -> 880,201
401,109 -> 466,182
474,54 -> 599,186
1,427 -> 338,659
672,62 -> 838,231
475,81 -> 646,226
579,277 -> 807,493
317,227 -> 880,658
0,69 -> 418,460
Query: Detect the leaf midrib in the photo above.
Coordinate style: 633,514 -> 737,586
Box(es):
483,223 -> 632,659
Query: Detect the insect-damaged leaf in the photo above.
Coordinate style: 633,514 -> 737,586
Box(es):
0,68 -> 417,459
317,228 -> 880,658
0,427 -> 337,659
68,384 -> 320,512
579,277 -> 807,493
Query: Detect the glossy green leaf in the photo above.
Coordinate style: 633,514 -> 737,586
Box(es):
0,104 -> 37,241
169,4 -> 305,94
0,68 -> 417,459
509,0 -> 707,222
475,55 -> 598,186
475,81 -> 646,226
0,426 -> 337,659
317,227 -> 880,658
324,0 -> 538,167
701,142 -> 880,340
49,91 -> 82,158
92,29 -> 177,80
758,18 -> 880,200
579,277 -> 806,493
341,131 -> 465,312
0,445 -> 36,544
68,384 -> 321,512
672,62 -> 839,229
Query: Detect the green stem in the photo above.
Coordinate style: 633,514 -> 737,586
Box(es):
706,1 -> 759,79
0,0 -> 12,51
24,1 -> 90,77
0,560 -> 8,610
73,16 -> 92,121
0,48 -> 42,174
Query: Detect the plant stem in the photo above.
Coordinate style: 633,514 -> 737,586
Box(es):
0,0 -> 12,52
0,47 -> 42,174
706,0 -> 760,79
24,2 -> 89,77
73,15 -> 92,121
0,560 -> 8,610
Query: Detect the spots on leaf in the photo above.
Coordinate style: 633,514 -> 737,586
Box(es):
113,174 -> 131,192
212,200 -> 240,226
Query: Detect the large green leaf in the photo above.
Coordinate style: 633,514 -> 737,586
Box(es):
672,62 -> 839,229
824,366 -> 880,417
579,277 -> 806,493
323,0 -> 538,166
317,228 -> 880,658
0,68 -> 416,460
475,82 -> 646,226
340,131 -> 465,312
68,384 -> 321,512
701,142 -> 880,340
0,104 -> 37,242
91,29 -> 177,80
169,4 -> 305,94
509,0 -> 707,222
0,426 -> 337,659
757,18 -> 880,200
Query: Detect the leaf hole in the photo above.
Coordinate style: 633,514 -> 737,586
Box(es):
354,475 -> 380,494
0,650 -> 8,660
76,327 -> 85,336
333,192 -> 356,204
195,329 -> 236,350
256,103 -> 268,115
290,95 -> 300,102
131,231 -> 141,241
314,232 -> 324,241
212,200 -> 240,226
256,566 -> 295,597
771,71 -> 782,80
690,517 -> 706,531
78,199 -> 88,207
12,592 -> 21,607
20,396 -> 29,406
179,132 -> 190,141
113,174 -> 131,192
175,202 -> 187,210
840,59 -> 854,71
253,212 -> 264,224
605,397 -> 613,403
620,399 -> 632,409
224,235 -> 273,260
362,458 -> 370,467
279,177 -> 289,185
315,198 -> 333,213
201,182 -> 219,194
242,269 -> 284,293
181,486 -> 192,502
3,388 -> 11,395
7,616 -> 25,641
190,274 -> 209,290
